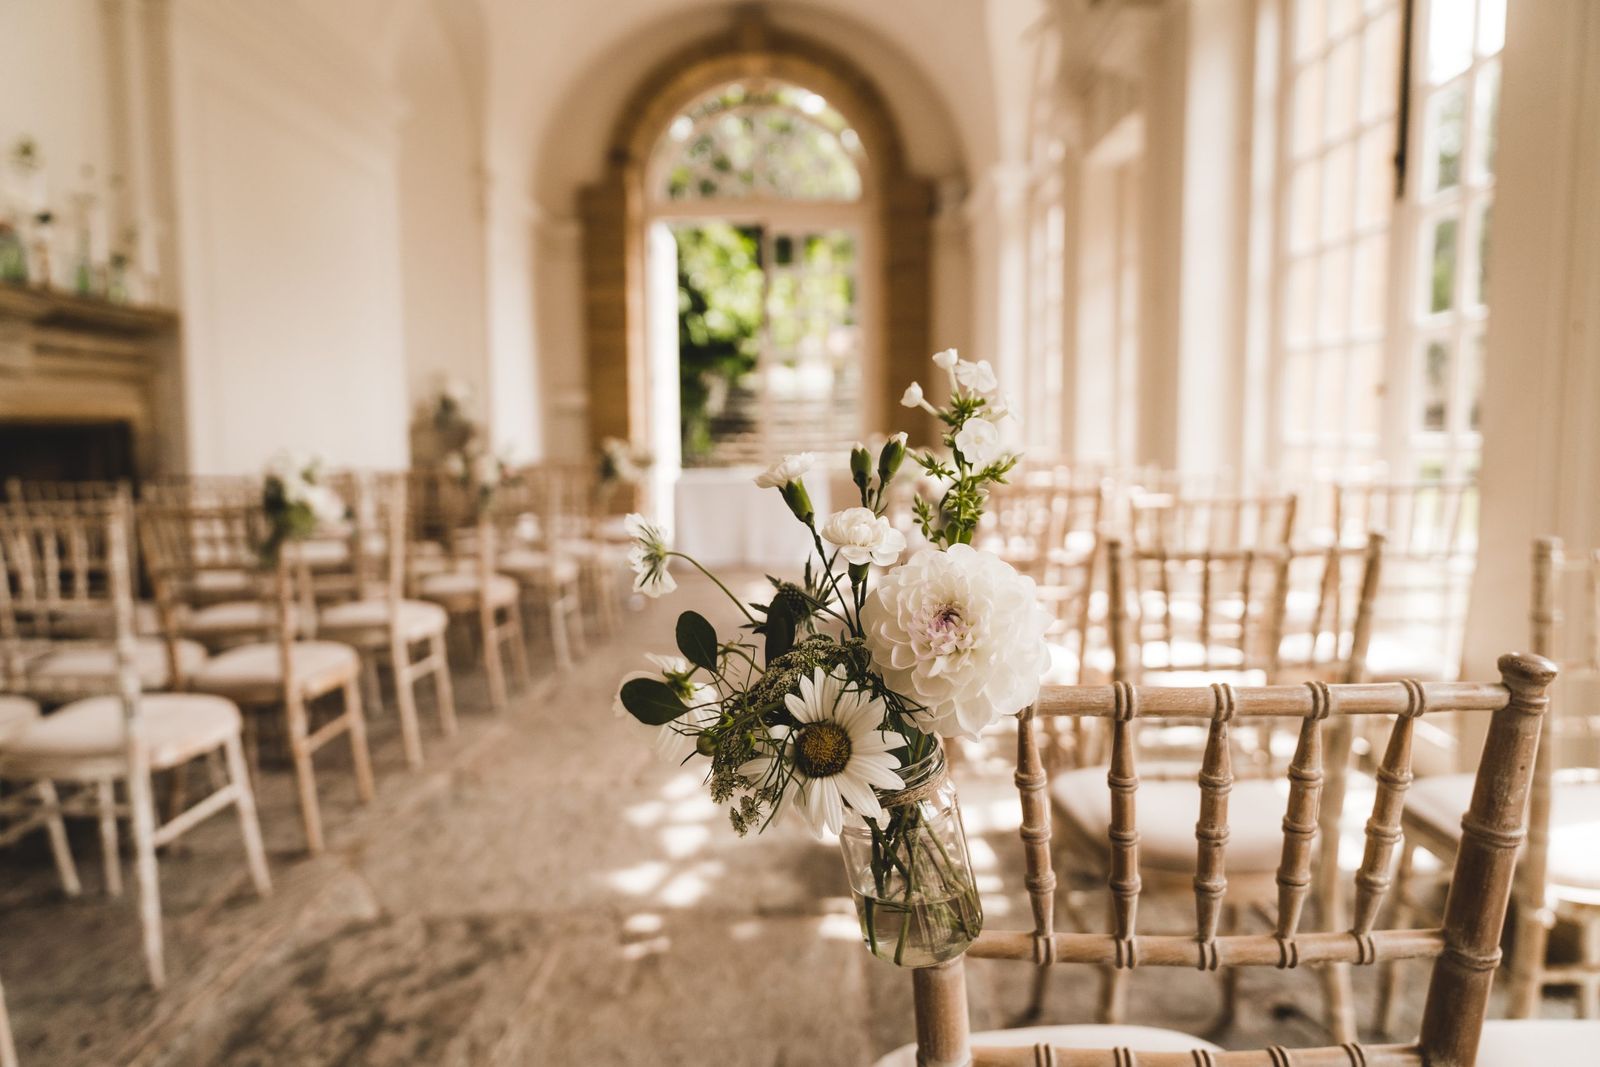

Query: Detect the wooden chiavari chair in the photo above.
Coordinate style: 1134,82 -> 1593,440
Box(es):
144,503 -> 374,855
881,655 -> 1559,1066
500,463 -> 592,659
317,474 -> 457,768
549,461 -> 632,637
1129,490 -> 1299,554
1331,477 -> 1476,684
2,478 -> 127,506
414,479 -> 532,711
1047,535 -> 1383,1038
1379,536 -> 1600,1029
0,492 -> 270,988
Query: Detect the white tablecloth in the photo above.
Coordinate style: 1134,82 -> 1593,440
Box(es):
673,468 -> 829,570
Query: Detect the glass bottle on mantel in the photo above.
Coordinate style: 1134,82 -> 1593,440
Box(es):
837,744 -> 982,968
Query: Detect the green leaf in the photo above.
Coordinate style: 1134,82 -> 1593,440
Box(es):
764,598 -> 796,664
676,610 -> 719,672
619,678 -> 690,726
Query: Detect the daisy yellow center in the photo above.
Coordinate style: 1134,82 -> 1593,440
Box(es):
794,721 -> 852,778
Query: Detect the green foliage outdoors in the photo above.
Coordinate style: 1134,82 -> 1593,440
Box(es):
677,223 -> 762,462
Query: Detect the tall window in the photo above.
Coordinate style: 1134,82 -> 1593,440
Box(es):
1406,0 -> 1502,482
650,82 -> 868,467
1276,0 -> 1403,482
1273,0 -> 1503,486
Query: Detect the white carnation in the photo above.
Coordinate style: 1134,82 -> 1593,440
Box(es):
953,417 -> 1001,466
820,507 -> 907,567
754,452 -> 815,489
862,544 -> 1050,739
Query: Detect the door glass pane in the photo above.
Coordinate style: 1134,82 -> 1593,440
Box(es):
1361,10 -> 1402,122
1325,37 -> 1359,138
1319,245 -> 1352,338
1427,0 -> 1476,82
1464,331 -> 1485,431
1287,258 -> 1319,345
1421,339 -> 1450,431
1296,0 -> 1329,61
1477,0 -> 1506,55
1314,348 -> 1347,432
1474,202 -> 1492,306
1294,61 -> 1327,158
1356,122 -> 1395,226
1428,82 -> 1467,193
1284,353 -> 1315,438
1428,216 -> 1459,314
1291,163 -> 1323,250
1473,62 -> 1501,179
1322,141 -> 1355,241
1352,233 -> 1388,333
1350,341 -> 1383,437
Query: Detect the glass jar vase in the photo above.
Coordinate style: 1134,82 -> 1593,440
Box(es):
837,744 -> 982,967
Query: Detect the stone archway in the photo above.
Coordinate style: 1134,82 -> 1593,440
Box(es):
579,8 -> 934,451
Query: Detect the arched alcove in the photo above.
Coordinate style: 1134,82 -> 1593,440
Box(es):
579,9 -> 935,454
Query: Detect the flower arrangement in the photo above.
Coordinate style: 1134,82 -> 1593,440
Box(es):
443,442 -> 509,517
598,436 -> 654,487
614,349 -> 1050,966
261,455 -> 346,562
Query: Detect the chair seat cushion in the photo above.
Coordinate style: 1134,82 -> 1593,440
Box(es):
1477,1020 -> 1600,1066
185,599 -> 281,638
416,570 -> 520,606
1408,770 -> 1600,891
192,640 -> 358,700
874,1024 -> 1221,1067
0,695 -> 42,743
499,548 -> 581,585
26,637 -> 208,695
319,598 -> 448,642
1362,632 -> 1458,682
1052,762 -> 1294,872
0,693 -> 240,770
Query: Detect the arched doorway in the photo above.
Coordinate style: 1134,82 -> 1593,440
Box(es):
580,11 -> 933,520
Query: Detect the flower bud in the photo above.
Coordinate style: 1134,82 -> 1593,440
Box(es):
781,479 -> 815,525
695,732 -> 717,756
849,443 -> 871,491
878,431 -> 907,484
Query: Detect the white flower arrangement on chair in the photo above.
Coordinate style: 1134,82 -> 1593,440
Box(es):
261,454 -> 346,561
614,349 -> 1049,966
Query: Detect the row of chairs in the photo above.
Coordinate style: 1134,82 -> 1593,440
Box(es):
0,466 -> 637,1065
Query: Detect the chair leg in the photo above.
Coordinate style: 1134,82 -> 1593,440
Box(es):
0,969 -> 16,1067
36,780 -> 81,898
548,595 -> 573,673
96,777 -> 123,897
343,678 -> 376,804
430,630 -> 459,737
1506,899 -> 1552,1018
222,735 -> 272,897
481,604 -> 508,711
389,637 -> 424,769
361,654 -> 384,713
1375,841 -> 1418,1036
126,766 -> 165,989
284,696 -> 325,855
1582,914 -> 1600,1019
507,602 -> 533,692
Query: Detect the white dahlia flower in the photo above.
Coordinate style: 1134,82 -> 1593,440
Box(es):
821,507 -> 907,567
862,544 -> 1050,739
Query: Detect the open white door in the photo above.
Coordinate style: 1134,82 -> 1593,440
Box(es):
645,222 -> 682,536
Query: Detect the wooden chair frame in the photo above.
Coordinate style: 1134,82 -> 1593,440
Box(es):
909,658 -> 1556,1066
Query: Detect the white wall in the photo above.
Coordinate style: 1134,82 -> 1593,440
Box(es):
396,6 -> 491,439
167,1 -> 409,474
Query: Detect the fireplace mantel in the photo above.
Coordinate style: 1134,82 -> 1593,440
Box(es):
0,283 -> 184,477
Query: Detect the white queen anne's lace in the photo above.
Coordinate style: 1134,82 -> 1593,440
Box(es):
861,544 -> 1050,739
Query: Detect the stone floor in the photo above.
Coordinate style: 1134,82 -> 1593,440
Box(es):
0,572 -> 1574,1065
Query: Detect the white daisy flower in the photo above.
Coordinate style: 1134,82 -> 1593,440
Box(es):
624,513 -> 676,597
742,668 -> 906,836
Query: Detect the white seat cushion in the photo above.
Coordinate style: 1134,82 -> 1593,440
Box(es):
0,692 -> 240,770
0,695 -> 42,743
26,637 -> 208,694
319,598 -> 448,642
1408,770 -> 1600,891
1477,1020 -> 1600,1066
287,538 -> 350,567
1363,632 -> 1458,682
193,568 -> 252,595
185,599 -> 280,637
874,1024 -> 1221,1067
192,640 -> 358,700
500,548 -> 581,585
1053,762 -> 1295,872
416,570 -> 520,606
